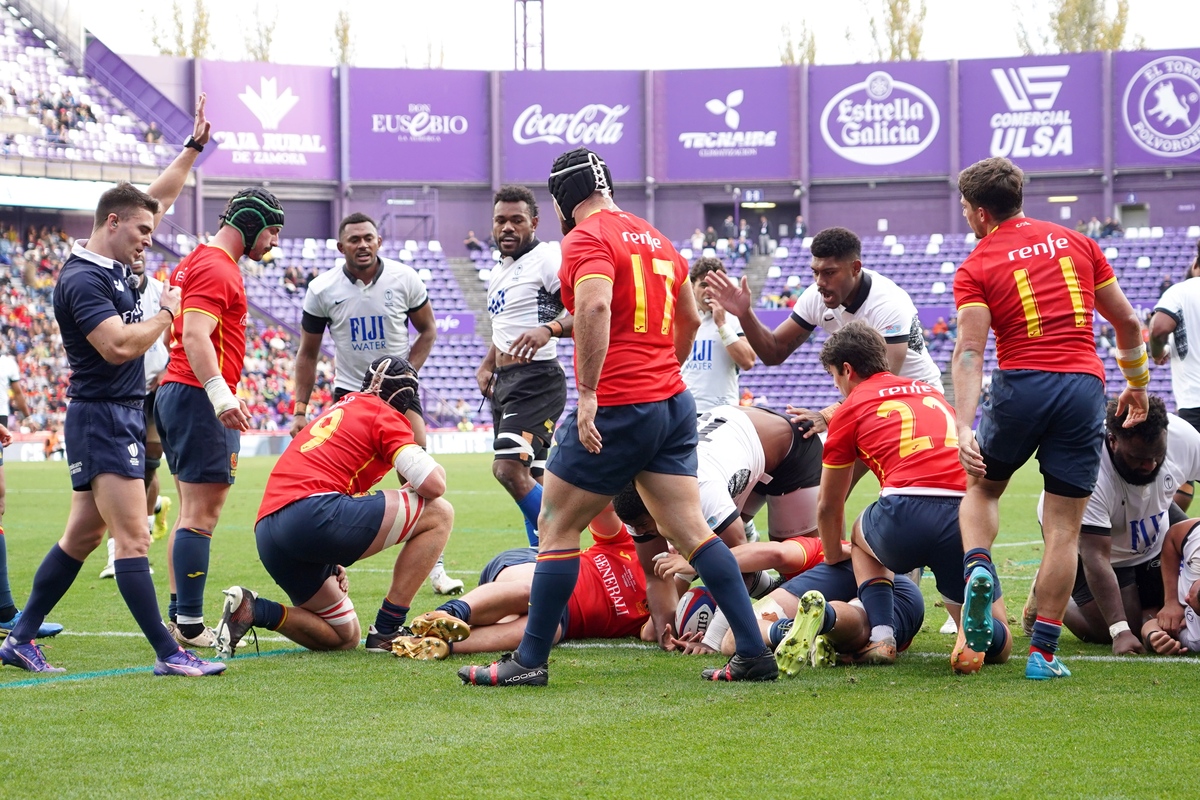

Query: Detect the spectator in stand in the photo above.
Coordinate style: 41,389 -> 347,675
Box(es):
758,215 -> 772,256
722,215 -> 737,241
690,228 -> 705,252
704,226 -> 718,248
931,316 -> 950,342
457,416 -> 473,432
1102,217 -> 1123,238
947,313 -> 958,340
464,231 -> 484,253
453,397 -> 473,420
145,122 -> 163,145
283,264 -> 303,294
304,266 -> 319,288
1075,220 -> 1088,234
740,387 -> 754,407
795,215 -> 807,239
1086,216 -> 1103,239
1160,273 -> 1174,296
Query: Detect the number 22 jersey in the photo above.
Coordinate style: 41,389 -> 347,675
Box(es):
559,209 -> 689,407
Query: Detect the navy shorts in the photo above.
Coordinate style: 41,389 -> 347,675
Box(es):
976,369 -> 1105,495
778,562 -> 924,649
64,400 -> 146,491
1071,554 -> 1164,611
546,391 -> 699,496
860,494 -> 1000,605
155,381 -> 241,484
255,492 -> 386,606
479,547 -> 537,585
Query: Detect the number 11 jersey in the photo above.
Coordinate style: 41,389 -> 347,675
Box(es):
559,209 -> 689,407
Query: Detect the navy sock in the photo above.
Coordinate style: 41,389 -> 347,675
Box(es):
689,537 -> 765,659
515,483 -> 543,547
964,547 -> 997,584
168,593 -> 177,622
1031,616 -> 1062,657
436,598 -> 472,624
173,528 -> 211,624
768,618 -> 792,647
10,544 -> 82,643
858,578 -> 895,631
374,599 -> 409,636
114,557 -> 178,659
987,621 -> 1010,660
253,597 -> 285,630
0,527 -> 15,621
515,550 -> 579,667
821,603 -> 837,635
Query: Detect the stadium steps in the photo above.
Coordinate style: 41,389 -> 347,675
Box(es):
447,256 -> 492,341
743,254 -> 773,300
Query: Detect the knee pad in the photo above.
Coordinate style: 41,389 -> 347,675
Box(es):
494,432 -> 535,465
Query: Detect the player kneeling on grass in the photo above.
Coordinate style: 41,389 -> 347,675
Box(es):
713,561 -> 924,672
213,357 -> 454,658
392,507 -> 652,660
816,321 -> 1011,672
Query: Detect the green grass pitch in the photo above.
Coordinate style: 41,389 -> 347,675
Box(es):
3,454 -> 1200,798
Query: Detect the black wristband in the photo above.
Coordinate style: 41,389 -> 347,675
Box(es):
541,323 -> 556,338
161,306 -> 176,321
183,135 -> 204,152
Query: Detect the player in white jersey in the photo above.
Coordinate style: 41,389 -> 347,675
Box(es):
1149,246 -> 1200,488
706,226 -> 942,435
682,258 -> 755,414
291,212 -> 458,594
475,186 -> 572,548
1031,396 -> 1200,654
1147,517 -> 1200,654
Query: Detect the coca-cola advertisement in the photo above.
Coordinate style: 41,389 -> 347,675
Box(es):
500,70 -> 644,183
349,68 -> 490,182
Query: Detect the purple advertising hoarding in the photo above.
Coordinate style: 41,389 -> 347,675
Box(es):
809,61 -> 950,179
958,53 -> 1103,172
500,71 -> 643,183
412,312 -> 475,337
349,69 -> 490,182
200,61 -> 337,180
1114,49 -> 1200,168
658,67 -> 797,182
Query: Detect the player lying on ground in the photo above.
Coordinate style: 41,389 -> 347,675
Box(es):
1027,396 -> 1200,655
391,508 -> 651,659
816,321 -> 1010,672
213,357 -> 454,658
714,561 -> 925,671
1143,517 -> 1200,654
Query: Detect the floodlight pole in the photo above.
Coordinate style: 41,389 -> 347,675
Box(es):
514,0 -> 545,70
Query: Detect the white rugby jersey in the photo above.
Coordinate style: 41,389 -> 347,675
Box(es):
1038,415 -> 1200,567
487,241 -> 563,361
140,274 -> 169,387
0,354 -> 18,418
790,268 -> 943,391
1154,278 -> 1200,409
682,314 -> 745,414
1177,531 -> 1200,651
303,258 -> 429,393
697,405 -> 766,532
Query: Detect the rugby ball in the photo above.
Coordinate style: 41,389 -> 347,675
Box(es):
675,587 -> 716,637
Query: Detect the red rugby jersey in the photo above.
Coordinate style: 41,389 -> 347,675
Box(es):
954,217 -> 1115,382
257,393 -> 418,521
162,244 -> 249,391
559,210 -> 689,406
823,372 -> 966,495
566,528 -> 650,640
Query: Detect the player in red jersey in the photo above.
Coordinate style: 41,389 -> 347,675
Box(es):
460,148 -> 777,687
154,187 -> 284,649
818,322 -> 1010,672
391,514 -> 652,659
213,357 -> 455,657
952,157 -> 1147,679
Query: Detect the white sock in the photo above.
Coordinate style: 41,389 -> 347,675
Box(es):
106,537 -> 116,563
154,497 -> 163,514
870,625 -> 894,643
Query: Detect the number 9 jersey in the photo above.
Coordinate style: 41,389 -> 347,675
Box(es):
256,392 -> 429,523
559,209 -> 689,407
822,372 -> 966,496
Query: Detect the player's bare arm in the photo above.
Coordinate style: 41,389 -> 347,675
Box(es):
181,311 -> 251,431
1148,310 -> 1176,365
1078,530 -> 1144,655
704,269 -> 810,365
476,343 -> 497,397
572,272 -> 612,455
508,312 -> 574,363
406,302 -> 437,372
86,284 -> 181,364
674,279 -> 702,365
635,537 -> 682,651
1157,520 -> 1190,636
1095,281 -> 1149,427
9,379 -> 28,417
951,305 -> 991,478
816,466 -> 854,564
145,93 -> 211,228
290,329 -> 324,437
709,300 -> 756,371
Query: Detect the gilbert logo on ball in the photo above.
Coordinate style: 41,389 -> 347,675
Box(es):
820,70 -> 940,166
1122,55 -> 1200,158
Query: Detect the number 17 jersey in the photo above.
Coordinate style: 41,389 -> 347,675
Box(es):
559,209 -> 689,407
